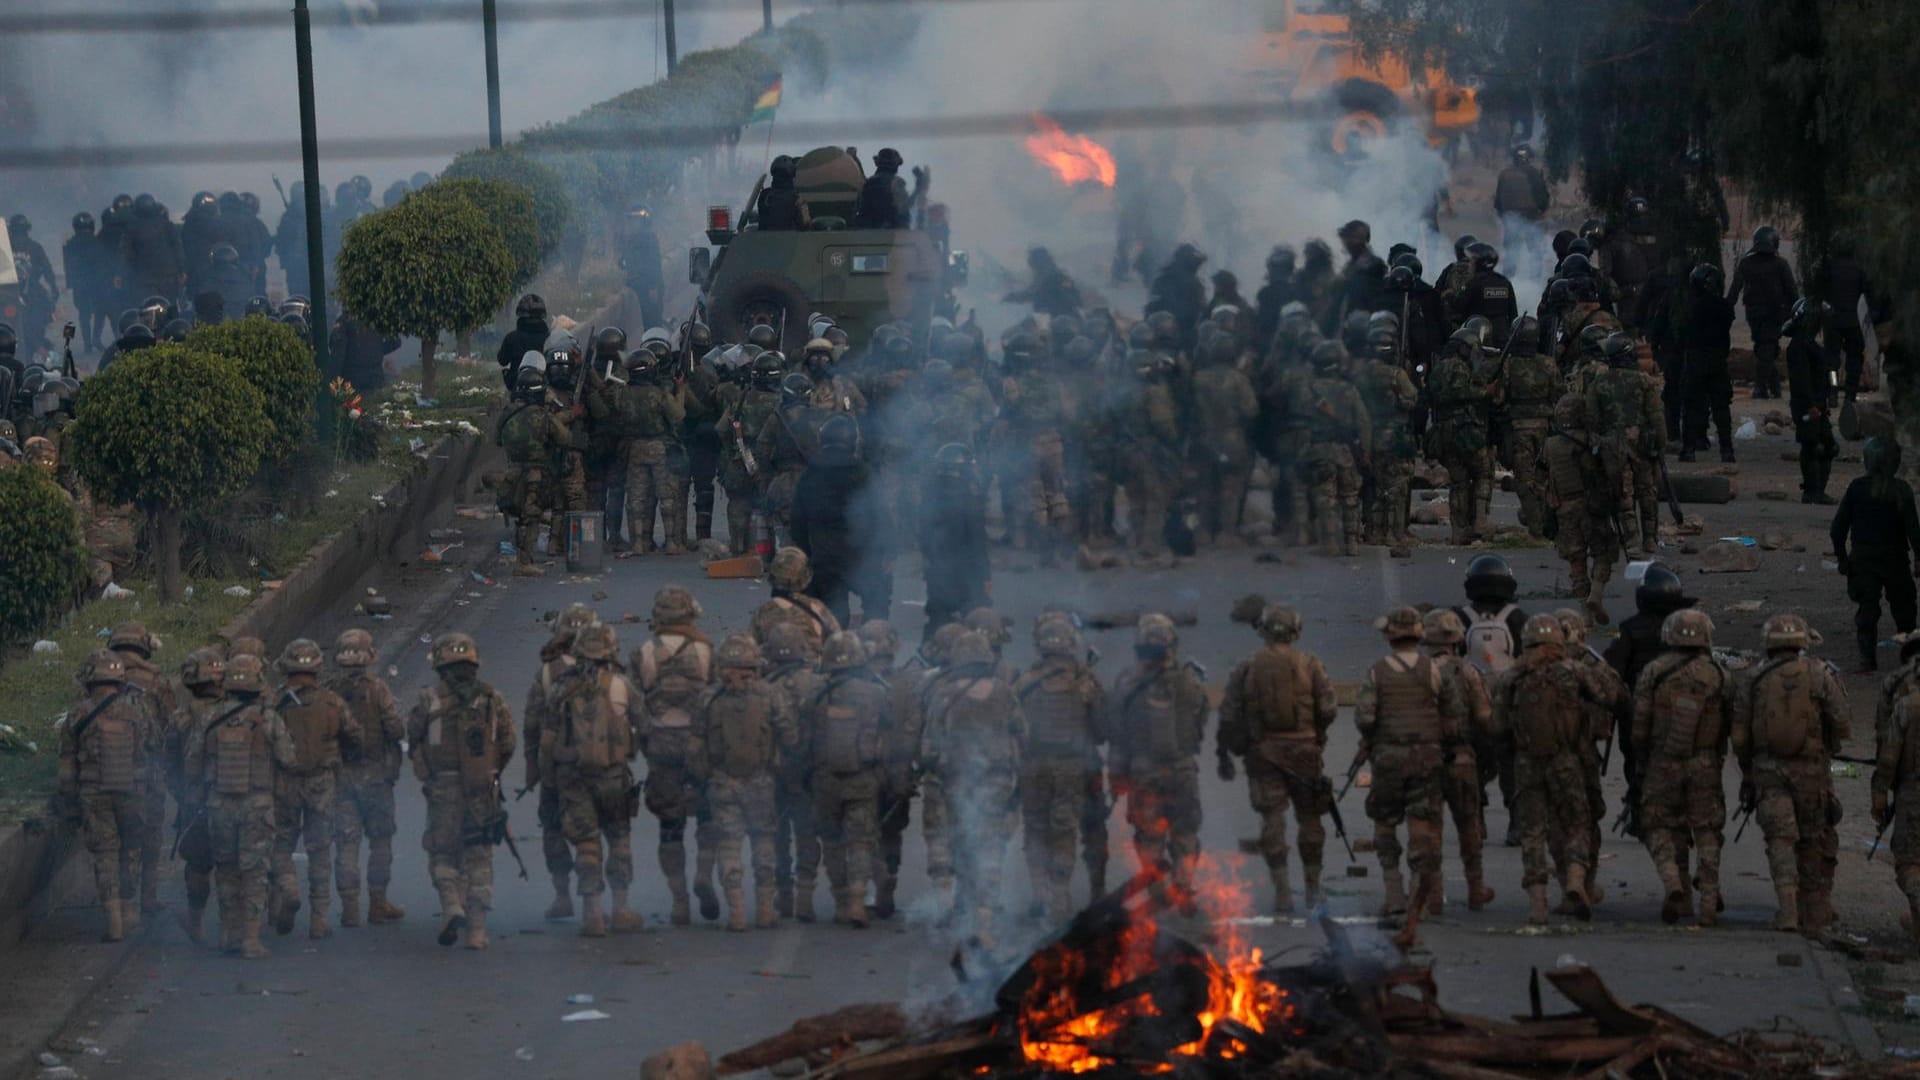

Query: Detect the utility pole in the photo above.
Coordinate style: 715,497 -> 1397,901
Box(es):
664,0 -> 678,75
762,0 -> 773,32
483,0 -> 503,148
293,0 -> 329,376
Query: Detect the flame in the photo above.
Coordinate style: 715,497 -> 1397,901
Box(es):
1024,113 -> 1116,188
1015,853 -> 1299,1074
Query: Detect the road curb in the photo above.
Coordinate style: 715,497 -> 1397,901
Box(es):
0,430 -> 493,955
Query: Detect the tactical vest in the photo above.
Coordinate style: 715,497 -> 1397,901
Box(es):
331,673 -> 387,769
421,683 -> 501,792
1465,607 -> 1518,676
1305,378 -> 1355,443
618,383 -> 672,439
935,676 -> 1018,771
1901,701 -> 1920,782
1243,645 -> 1312,741
278,685 -> 343,774
1748,657 -> 1820,761
77,691 -> 140,793
499,405 -> 539,464
708,686 -> 776,779
1505,355 -> 1559,421
812,678 -> 881,775
765,597 -> 830,658
1017,661 -> 1094,757
1122,671 -> 1190,761
1369,654 -> 1443,745
1544,435 -> 1590,499
209,702 -> 273,795
1507,661 -> 1583,758
1649,656 -> 1727,758
554,668 -> 634,772
731,391 -> 779,458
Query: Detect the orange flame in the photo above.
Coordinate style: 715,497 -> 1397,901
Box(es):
1024,113 -> 1116,188
1015,853 -> 1298,1074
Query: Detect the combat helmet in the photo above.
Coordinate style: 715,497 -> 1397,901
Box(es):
1553,608 -> 1588,646
1136,613 -> 1177,651
430,632 -> 480,669
1378,605 -> 1424,643
822,631 -> 868,672
1257,603 -> 1302,644
857,620 -> 899,664
108,621 -> 154,657
225,654 -> 268,694
948,630 -> 995,668
1520,613 -> 1565,649
651,586 -> 702,628
334,629 -> 376,668
1762,613 -> 1811,651
963,607 -> 1011,649
764,622 -> 809,665
278,638 -> 325,675
1033,613 -> 1079,657
1660,609 -> 1714,649
80,650 -> 128,687
769,547 -> 813,592
925,622 -> 968,666
1552,393 -> 1587,432
228,636 -> 267,661
181,648 -> 226,688
717,633 -> 762,671
1422,609 -> 1465,647
572,623 -> 619,662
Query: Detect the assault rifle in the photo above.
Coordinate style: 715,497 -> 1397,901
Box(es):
492,776 -> 529,879
1337,745 -> 1368,800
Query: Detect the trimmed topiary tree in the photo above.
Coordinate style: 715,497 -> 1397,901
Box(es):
335,196 -> 515,398
440,148 -> 573,268
68,345 -> 269,602
411,178 -> 546,291
185,315 -> 321,465
0,467 -> 89,647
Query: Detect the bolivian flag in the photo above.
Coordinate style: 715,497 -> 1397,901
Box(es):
749,73 -> 782,124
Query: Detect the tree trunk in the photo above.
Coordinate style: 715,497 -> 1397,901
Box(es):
156,504 -> 183,604
420,335 -> 439,399
455,327 -> 474,363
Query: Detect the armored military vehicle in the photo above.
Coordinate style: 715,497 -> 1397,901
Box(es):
691,146 -> 962,351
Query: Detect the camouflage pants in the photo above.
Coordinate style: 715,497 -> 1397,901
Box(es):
1505,424 -> 1548,537
333,767 -> 398,902
762,468 -> 804,544
208,792 -> 274,929
813,771 -> 881,904
558,767 -> 636,897
422,775 -> 495,915
538,783 -> 573,878
1122,450 -> 1173,556
1027,432 -> 1072,531
921,773 -> 953,886
1244,739 -> 1329,886
272,771 -> 336,912
625,438 -> 680,553
873,775 -> 914,896
508,465 -> 549,561
139,770 -> 167,900
721,482 -> 756,556
708,773 -> 777,893
776,770 -> 821,893
1753,757 -> 1838,901
1627,452 -> 1660,551
1514,752 -> 1592,888
1196,447 -> 1252,542
1440,443 -> 1493,544
555,450 -> 589,513
1894,782 -> 1920,913
1639,751 -> 1726,901
1441,748 -> 1485,882
1120,760 -> 1202,889
1022,756 -> 1089,919
1300,444 -> 1360,553
1551,495 -> 1617,599
944,765 -> 1018,929
80,790 -> 145,910
645,765 -> 717,901
1366,745 -> 1446,877
177,800 -> 213,909
1474,733 -> 1517,839
1365,451 -> 1414,544
1083,763 -> 1110,892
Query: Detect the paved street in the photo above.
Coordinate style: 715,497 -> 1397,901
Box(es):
2,470 -> 1889,1077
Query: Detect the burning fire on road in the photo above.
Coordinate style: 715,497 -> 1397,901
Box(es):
1024,113 -> 1116,188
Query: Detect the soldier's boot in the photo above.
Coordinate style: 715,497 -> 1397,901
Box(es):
1566,569 -> 1590,601
1087,860 -> 1107,899
309,910 -> 331,940
756,886 -> 779,929
873,874 -> 898,921
1772,883 -> 1800,932
1465,849 -> 1494,910
610,887 -> 644,933
1584,585 -> 1610,628
544,875 -> 574,920
368,888 -> 406,924
1698,884 -> 1721,927
1803,888 -> 1834,933
1302,866 -> 1323,908
666,876 -> 691,927
1658,865 -> 1691,925
340,889 -> 362,928
1340,504 -> 1361,557
694,847 -> 721,922
1527,884 -> 1550,926
776,883 -> 795,920
183,900 -> 207,943
272,889 -> 300,937
241,917 -> 269,959
795,876 -> 818,924
221,906 -> 242,953
464,909 -> 489,950
102,898 -> 126,943
1563,864 -> 1593,921
579,895 -> 607,938
141,870 -> 162,914
725,887 -> 749,932
1380,869 -> 1407,917
1475,478 -> 1495,539
1424,871 -> 1445,916
1270,862 -> 1294,915
831,887 -> 851,926
847,886 -> 870,930
436,901 -> 468,947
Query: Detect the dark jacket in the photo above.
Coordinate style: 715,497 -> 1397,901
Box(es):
791,459 -> 882,589
1833,474 -> 1920,567
852,169 -> 910,229
918,474 -> 990,599
755,183 -> 810,231
1679,286 -> 1735,355
121,209 -> 185,293
1727,251 -> 1797,316
496,316 -> 551,382
63,232 -> 111,301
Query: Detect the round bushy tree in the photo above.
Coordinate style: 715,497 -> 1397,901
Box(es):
440,148 -> 572,267
0,468 -> 88,646
412,177 -> 545,291
185,315 -> 321,465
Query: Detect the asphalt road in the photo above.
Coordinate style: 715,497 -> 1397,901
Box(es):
2,475 -> 1885,1079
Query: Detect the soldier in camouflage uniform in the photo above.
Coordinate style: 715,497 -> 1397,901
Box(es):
522,603 -> 598,920
1116,350 -> 1184,559
1355,327 -> 1419,547
803,633 -> 889,928
1002,333 -> 1077,564
1585,332 -> 1666,555
328,629 -> 408,927
1631,609 -> 1734,925
1428,329 -> 1496,544
1014,614 -> 1107,922
187,654 -> 297,957
1875,668 -> 1920,951
1554,609 -> 1629,908
269,639 -> 360,940
691,634 -> 797,931
858,621 -> 917,920
1217,604 -> 1337,913
903,622 -> 968,913
1355,606 -> 1468,924
1491,615 -> 1612,924
1543,394 -> 1617,625
1733,613 -> 1848,932
408,633 -> 516,950
105,623 -> 173,921
751,547 -> 843,663
543,333 -> 593,514
544,623 -> 645,937
1298,341 -> 1372,556
616,348 -> 689,554
1419,610 -> 1497,912
496,365 -> 560,575
762,622 -> 825,919
171,648 -> 226,942
1495,318 -> 1558,539
1108,615 -> 1209,896
633,586 -> 719,924
922,630 -> 1025,942
755,372 -> 831,548
716,352 -> 784,555
1258,309 -> 1320,546
1190,330 -> 1260,546
58,651 -> 151,942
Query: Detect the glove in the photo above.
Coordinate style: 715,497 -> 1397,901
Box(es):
1836,554 -> 1851,577
1216,753 -> 1237,783
1874,791 -> 1892,828
1738,779 -> 1756,809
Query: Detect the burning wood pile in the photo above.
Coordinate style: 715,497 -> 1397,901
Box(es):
710,868 -> 1919,1080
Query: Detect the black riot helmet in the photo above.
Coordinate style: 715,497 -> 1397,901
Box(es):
747,323 -> 779,350
1551,229 -> 1578,262
685,321 -> 713,352
139,296 -> 171,328
1751,225 -> 1781,254
515,293 -> 547,321
932,442 -> 973,477
1463,553 -> 1517,604
1452,233 -> 1478,261
1145,310 -> 1179,347
770,155 -> 798,179
119,323 -> 157,350
1543,278 -> 1574,308
117,308 -> 143,335
1460,315 -> 1493,345
514,364 -> 547,400
1577,322 -> 1613,356
1366,325 -> 1398,361
1389,250 -> 1424,276
160,318 -> 191,343
192,190 -> 216,211
1340,310 -> 1371,352
1265,245 -> 1296,277
1557,252 -> 1594,280
1003,332 -> 1041,369
1466,242 -> 1499,272
6,213 -> 32,236
1634,562 -> 1689,615
244,296 -> 273,318
72,212 -> 96,235
1689,263 -> 1724,293
873,147 -> 904,170
750,350 -> 784,390
818,414 -> 858,456
1508,315 -> 1540,355
779,371 -> 814,405
1600,332 -> 1637,367
133,193 -> 160,217
1386,265 -> 1417,291
593,326 -> 628,359
209,243 -> 239,265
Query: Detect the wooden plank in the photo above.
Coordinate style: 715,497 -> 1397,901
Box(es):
705,555 -> 763,579
716,1004 -> 908,1075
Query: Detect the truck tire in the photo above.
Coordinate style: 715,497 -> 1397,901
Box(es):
1324,80 -> 1401,164
710,270 -> 811,353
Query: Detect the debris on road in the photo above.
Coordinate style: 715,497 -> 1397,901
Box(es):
1082,608 -> 1198,630
561,1008 -> 611,1023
